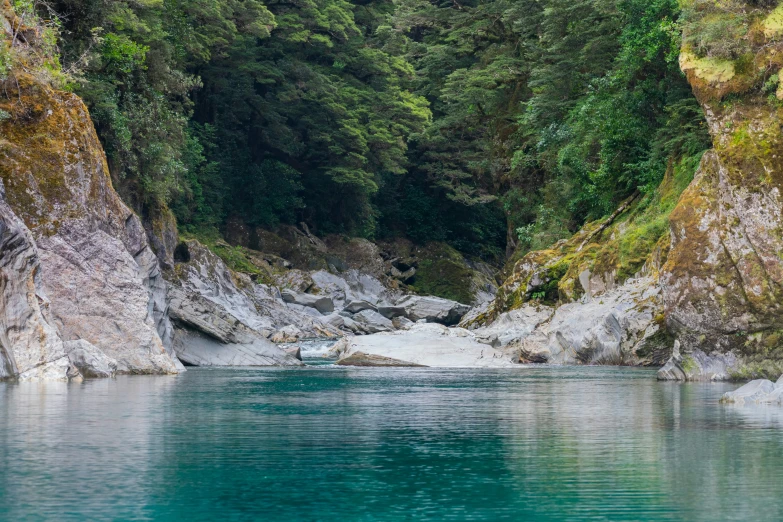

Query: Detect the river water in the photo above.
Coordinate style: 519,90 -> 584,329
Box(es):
1,365 -> 782,521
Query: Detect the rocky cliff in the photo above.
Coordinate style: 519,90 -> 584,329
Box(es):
0,6 -> 183,378
659,5 -> 783,380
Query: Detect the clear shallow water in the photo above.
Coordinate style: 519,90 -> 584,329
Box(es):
1,366 -> 783,521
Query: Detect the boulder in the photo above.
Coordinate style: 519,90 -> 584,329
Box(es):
392,316 -> 414,330
64,340 -> 118,379
720,379 -> 776,405
336,324 -> 515,368
336,352 -> 425,367
472,305 -> 553,349
281,290 -> 334,314
394,295 -> 471,326
377,304 -> 407,319
657,342 -> 740,382
343,300 -> 377,314
270,325 -> 304,344
778,374 -> 783,389
284,346 -> 303,361
352,309 -> 394,333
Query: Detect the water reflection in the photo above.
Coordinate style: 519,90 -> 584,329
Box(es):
1,367 -> 782,521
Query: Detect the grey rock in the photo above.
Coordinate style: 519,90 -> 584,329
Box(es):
322,313 -> 345,329
758,386 -> 783,404
353,309 -> 394,333
336,352 -> 425,367
284,346 -> 303,361
281,290 -> 335,314
472,306 -> 553,348
0,86 -> 181,376
392,316 -> 415,330
721,379 -> 776,405
173,327 -> 301,367
270,325 -> 304,343
337,323 -> 515,368
64,340 -> 118,379
378,304 -> 407,319
343,300 -> 377,314
777,374 -> 783,389
657,342 -> 740,382
394,295 -> 471,325
501,277 -> 663,366
0,184 -> 70,381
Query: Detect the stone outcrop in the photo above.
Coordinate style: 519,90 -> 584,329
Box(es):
661,6 -> 783,379
0,68 -> 181,377
165,241 -> 316,366
336,323 -> 515,368
657,341 -> 740,382
0,181 -> 71,381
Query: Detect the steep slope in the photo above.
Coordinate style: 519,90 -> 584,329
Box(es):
660,6 -> 783,380
0,7 -> 180,377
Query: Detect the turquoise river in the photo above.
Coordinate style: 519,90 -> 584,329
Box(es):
1,364 -> 783,521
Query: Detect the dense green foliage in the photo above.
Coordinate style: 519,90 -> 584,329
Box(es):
41,0 -> 709,260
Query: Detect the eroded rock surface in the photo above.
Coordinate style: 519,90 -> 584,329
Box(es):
0,73 -> 180,375
0,181 -> 70,381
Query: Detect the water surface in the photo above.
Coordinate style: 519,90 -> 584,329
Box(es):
1,365 -> 782,521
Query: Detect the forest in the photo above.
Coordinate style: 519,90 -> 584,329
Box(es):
8,0 -> 714,263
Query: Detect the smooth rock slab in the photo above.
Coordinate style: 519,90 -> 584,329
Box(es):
173,328 -> 302,367
721,380 -> 776,405
337,324 -> 515,368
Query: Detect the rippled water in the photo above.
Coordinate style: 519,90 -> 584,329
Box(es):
2,365 -> 783,521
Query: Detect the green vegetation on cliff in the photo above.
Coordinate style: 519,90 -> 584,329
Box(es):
4,0 -> 709,265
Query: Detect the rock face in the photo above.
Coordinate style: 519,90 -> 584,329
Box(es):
0,71 -> 180,377
0,181 -> 71,381
166,240 -> 319,366
657,341 -> 740,382
661,7 -> 783,379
